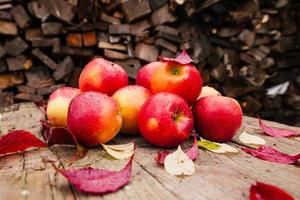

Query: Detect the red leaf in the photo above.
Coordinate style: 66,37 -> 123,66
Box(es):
156,136 -> 199,164
159,49 -> 194,65
156,150 -> 171,164
41,120 -> 87,164
257,115 -> 299,137
53,156 -> 133,194
250,182 -> 294,200
242,145 -> 300,164
41,120 -> 77,146
0,130 -> 46,156
186,135 -> 199,160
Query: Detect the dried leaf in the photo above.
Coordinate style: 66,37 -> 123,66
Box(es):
250,182 -> 295,200
53,157 -> 133,194
102,143 -> 134,151
185,136 -> 199,160
242,145 -> 300,164
238,131 -> 266,147
159,49 -> 194,65
164,146 -> 195,176
156,136 -> 198,164
198,138 -> 238,153
266,81 -> 289,97
0,130 -> 46,156
41,121 -> 77,146
198,86 -> 221,99
41,120 -> 87,163
102,143 -> 134,160
175,0 -> 185,5
258,116 -> 299,137
156,150 -> 171,164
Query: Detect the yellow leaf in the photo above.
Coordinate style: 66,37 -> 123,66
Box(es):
102,142 -> 134,160
238,131 -> 266,147
175,0 -> 185,5
198,86 -> 221,99
198,138 -> 238,154
164,146 -> 195,176
103,143 -> 134,151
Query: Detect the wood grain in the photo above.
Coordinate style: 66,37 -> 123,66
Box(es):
0,103 -> 299,200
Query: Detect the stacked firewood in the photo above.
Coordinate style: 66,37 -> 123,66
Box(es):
0,0 -> 299,126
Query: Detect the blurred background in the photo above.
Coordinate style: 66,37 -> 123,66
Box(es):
0,0 -> 299,126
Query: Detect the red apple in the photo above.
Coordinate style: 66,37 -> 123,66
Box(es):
136,61 -> 161,90
79,58 -> 128,96
112,85 -> 151,135
193,96 -> 243,142
67,91 -> 122,147
148,51 -> 202,105
46,87 -> 80,126
138,92 -> 194,148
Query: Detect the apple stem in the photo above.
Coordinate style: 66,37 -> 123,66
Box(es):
171,68 -> 180,75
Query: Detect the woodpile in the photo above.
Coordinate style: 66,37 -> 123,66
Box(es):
0,0 -> 299,126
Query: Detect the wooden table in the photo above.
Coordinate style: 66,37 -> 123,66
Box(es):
0,103 -> 299,200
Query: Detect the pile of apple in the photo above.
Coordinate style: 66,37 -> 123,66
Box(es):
46,50 -> 243,148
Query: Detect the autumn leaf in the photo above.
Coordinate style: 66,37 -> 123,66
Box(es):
156,136 -> 199,164
41,120 -> 87,163
185,136 -> 199,160
250,182 -> 294,200
159,49 -> 194,65
257,115 -> 299,137
53,156 -> 133,194
102,142 -> 134,160
242,145 -> 300,165
198,138 -> 238,153
164,146 -> 195,176
197,86 -> 221,99
0,130 -> 46,156
156,150 -> 171,164
238,130 -> 266,147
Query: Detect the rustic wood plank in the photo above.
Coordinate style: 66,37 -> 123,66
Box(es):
31,48 -> 58,70
151,4 -> 176,25
0,10 -> 12,20
134,43 -> 158,62
51,146 -> 178,200
25,29 -> 43,41
0,59 -> 6,72
14,93 -> 43,103
41,22 -> 66,36
31,38 -> 60,48
4,37 -> 28,56
82,31 -> 97,47
53,45 -> 93,57
66,33 -> 82,47
0,104 -> 299,200
0,92 -> 14,110
10,5 -> 30,29
53,56 -> 74,81
6,55 -> 32,71
40,0 -> 75,23
0,103 -> 75,200
25,67 -> 54,89
121,0 -> 151,22
0,72 -> 24,90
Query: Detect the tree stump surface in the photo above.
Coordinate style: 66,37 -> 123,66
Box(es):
0,103 -> 299,200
